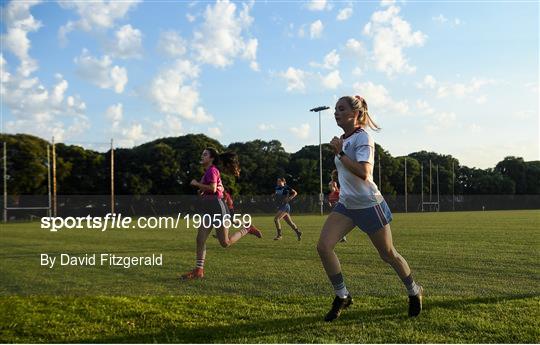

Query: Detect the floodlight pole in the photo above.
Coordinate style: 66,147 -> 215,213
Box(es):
310,106 -> 329,216
3,142 -> 6,223
47,144 -> 51,217
52,137 -> 57,217
452,160 -> 455,211
436,165 -> 440,212
378,154 -> 381,188
111,139 -> 115,215
404,157 -> 408,213
421,164 -> 424,212
429,159 -> 432,202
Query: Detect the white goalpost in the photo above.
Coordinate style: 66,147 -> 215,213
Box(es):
3,141 -> 52,222
421,159 -> 440,212
3,137 -> 115,222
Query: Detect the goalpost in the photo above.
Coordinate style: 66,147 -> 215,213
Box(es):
51,138 -> 115,218
3,141 -> 52,222
421,159 -> 440,212
3,138 -> 115,222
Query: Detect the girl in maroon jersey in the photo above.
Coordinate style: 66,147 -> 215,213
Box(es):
181,148 -> 262,280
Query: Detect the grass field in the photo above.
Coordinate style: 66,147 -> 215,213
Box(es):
1,210 -> 539,343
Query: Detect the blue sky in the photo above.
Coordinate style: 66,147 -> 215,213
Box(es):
1,0 -> 538,168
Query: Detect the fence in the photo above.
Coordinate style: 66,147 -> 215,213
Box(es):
1,194 -> 539,222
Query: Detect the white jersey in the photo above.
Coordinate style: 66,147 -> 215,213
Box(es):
334,128 -> 383,209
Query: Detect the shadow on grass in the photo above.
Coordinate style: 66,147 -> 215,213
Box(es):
80,293 -> 538,343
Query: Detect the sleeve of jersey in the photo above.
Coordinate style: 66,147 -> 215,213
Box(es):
208,168 -> 219,183
354,132 -> 375,165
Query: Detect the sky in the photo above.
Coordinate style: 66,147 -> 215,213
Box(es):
1,0 -> 538,169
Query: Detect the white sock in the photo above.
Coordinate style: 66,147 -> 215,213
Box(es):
335,287 -> 349,299
407,282 -> 420,296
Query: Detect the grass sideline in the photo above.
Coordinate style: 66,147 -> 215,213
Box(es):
1,210 -> 539,342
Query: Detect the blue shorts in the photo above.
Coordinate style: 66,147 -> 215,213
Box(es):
333,200 -> 393,234
278,203 -> 291,213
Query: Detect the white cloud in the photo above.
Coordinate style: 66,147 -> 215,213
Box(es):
116,123 -> 145,148
416,99 -> 435,115
321,70 -> 342,89
280,67 -> 306,92
353,81 -> 409,114
112,114 -> 185,148
323,50 -> 340,69
432,14 -> 448,23
310,20 -> 324,39
380,0 -> 396,7
243,38 -> 260,71
310,49 -> 340,69
433,14 -> 462,27
345,38 -> 365,58
258,123 -> 276,131
289,123 -> 310,139
337,7 -> 353,21
208,127 -> 222,138
157,31 -> 187,58
468,123 -> 483,134
425,111 -> 457,133
58,0 -> 141,43
74,49 -> 128,93
298,24 -> 306,38
186,13 -> 196,22
352,67 -> 363,76
149,59 -> 213,124
512,110 -> 535,120
475,95 -> 487,104
433,77 -> 495,99
363,5 -> 426,76
192,0 -> 258,69
417,74 -> 437,89
1,0 -> 42,77
307,0 -> 328,11
525,82 -> 538,94
2,62 -> 89,141
107,24 -> 142,59
1,3 -> 90,141
106,103 -> 123,128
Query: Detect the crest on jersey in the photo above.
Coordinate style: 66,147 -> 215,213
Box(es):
344,142 -> 350,150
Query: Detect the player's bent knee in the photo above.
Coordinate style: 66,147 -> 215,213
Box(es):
219,240 -> 231,248
317,241 -> 333,255
379,249 -> 397,263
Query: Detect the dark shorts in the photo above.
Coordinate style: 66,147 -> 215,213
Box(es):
333,200 -> 393,234
197,196 -> 229,218
277,203 -> 291,214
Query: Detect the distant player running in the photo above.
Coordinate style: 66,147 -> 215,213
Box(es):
317,95 -> 423,321
328,175 -> 340,208
328,170 -> 346,243
181,148 -> 262,280
273,177 -> 302,241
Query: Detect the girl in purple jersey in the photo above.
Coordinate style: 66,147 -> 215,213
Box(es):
181,147 -> 262,280
317,95 -> 423,321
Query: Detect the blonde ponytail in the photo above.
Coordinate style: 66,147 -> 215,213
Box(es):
340,95 -> 381,131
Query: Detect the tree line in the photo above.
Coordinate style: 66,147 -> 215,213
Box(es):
1,133 -> 539,196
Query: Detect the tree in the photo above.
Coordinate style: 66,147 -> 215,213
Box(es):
525,161 -> 540,194
0,134 -> 49,196
495,157 -> 528,194
55,144 -> 107,194
228,140 -> 290,195
390,156 -> 420,194
289,144 -> 335,194
373,144 -> 399,195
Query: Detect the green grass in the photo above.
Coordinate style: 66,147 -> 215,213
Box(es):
1,210 -> 539,343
